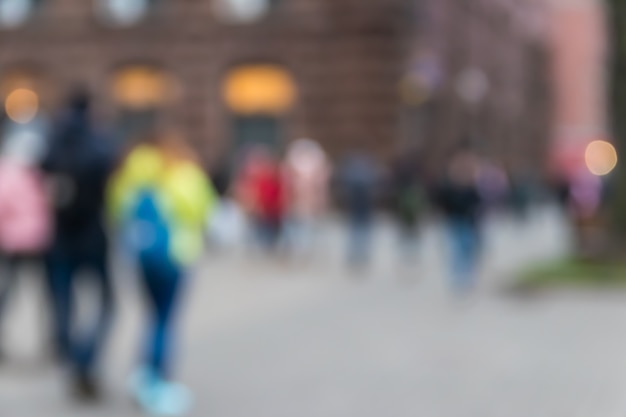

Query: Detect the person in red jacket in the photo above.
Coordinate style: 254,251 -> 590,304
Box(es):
235,147 -> 286,252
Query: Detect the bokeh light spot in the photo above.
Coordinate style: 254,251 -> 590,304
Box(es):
113,66 -> 176,110
585,140 -> 618,176
224,65 -> 296,115
5,88 -> 38,124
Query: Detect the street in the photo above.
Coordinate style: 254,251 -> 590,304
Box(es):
2,206 -> 626,417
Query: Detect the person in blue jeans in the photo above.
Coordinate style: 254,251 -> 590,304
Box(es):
435,149 -> 483,294
109,132 -> 215,416
136,240 -> 185,386
448,218 -> 481,292
338,152 -> 379,269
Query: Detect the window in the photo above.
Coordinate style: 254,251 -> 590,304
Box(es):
213,0 -> 279,24
0,0 -> 38,29
223,64 -> 295,151
96,0 -> 155,27
112,65 -> 176,141
232,115 -> 280,151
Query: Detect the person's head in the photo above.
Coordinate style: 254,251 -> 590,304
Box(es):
160,131 -> 196,161
288,138 -> 322,156
136,124 -> 196,162
54,87 -> 93,147
66,86 -> 90,115
287,138 -> 325,168
447,148 -> 479,185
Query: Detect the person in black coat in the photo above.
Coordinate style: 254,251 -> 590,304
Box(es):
435,150 -> 483,294
42,89 -> 118,401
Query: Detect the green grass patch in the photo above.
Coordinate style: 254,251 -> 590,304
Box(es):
514,258 -> 626,291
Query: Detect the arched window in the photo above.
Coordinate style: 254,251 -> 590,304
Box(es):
223,64 -> 296,151
96,0 -> 157,27
111,65 -> 177,141
0,0 -> 40,29
213,0 -> 279,24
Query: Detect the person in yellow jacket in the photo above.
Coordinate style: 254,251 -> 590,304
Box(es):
108,131 -> 216,416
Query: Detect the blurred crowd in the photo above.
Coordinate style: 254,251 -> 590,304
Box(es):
0,86 -> 569,416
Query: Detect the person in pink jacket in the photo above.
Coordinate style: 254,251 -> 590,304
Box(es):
0,162 -> 51,253
283,139 -> 331,258
0,141 -> 52,359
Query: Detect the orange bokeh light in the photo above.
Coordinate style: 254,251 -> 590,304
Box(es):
585,140 -> 618,176
5,88 -> 39,124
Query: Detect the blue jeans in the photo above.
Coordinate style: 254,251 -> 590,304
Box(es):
254,218 -> 283,250
448,219 -> 480,292
139,253 -> 185,379
46,245 -> 113,375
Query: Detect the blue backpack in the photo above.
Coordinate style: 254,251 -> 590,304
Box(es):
125,189 -> 171,263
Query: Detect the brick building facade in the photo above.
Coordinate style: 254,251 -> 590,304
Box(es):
0,0 -> 550,172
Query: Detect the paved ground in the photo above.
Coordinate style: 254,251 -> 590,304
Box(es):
3,205 -> 626,417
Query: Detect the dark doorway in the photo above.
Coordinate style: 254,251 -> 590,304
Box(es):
232,115 -> 281,152
116,107 -> 159,143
